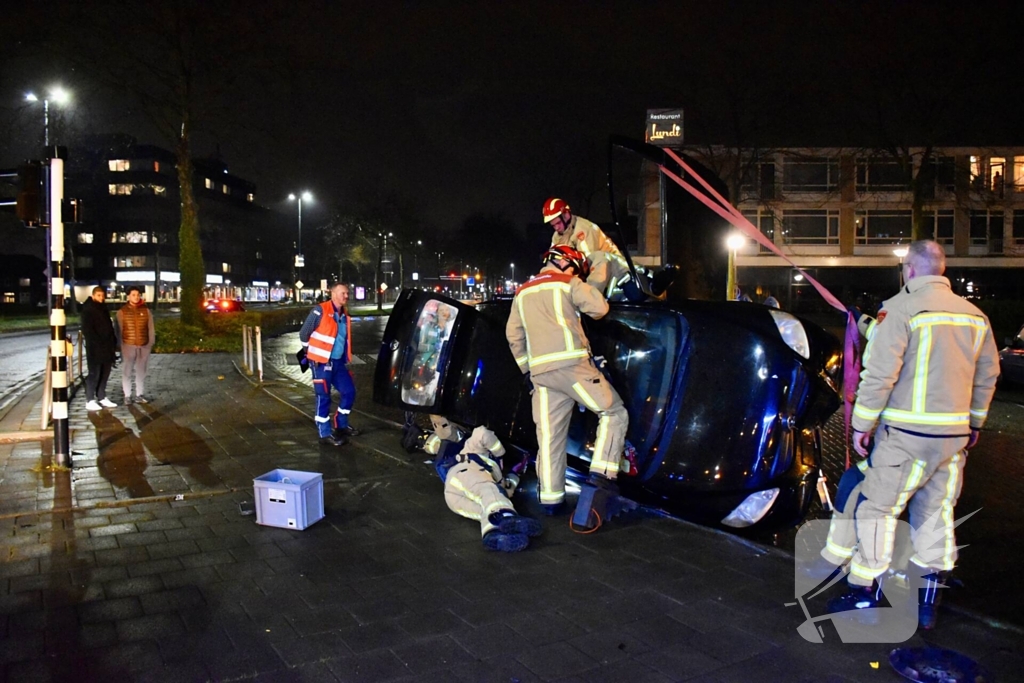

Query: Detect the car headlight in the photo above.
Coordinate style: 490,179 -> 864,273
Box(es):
769,310 -> 810,359
721,488 -> 779,528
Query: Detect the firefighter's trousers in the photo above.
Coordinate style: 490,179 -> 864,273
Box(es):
530,363 -> 628,506
311,360 -> 356,438
821,425 -> 969,586
587,252 -> 631,298
444,461 -> 514,537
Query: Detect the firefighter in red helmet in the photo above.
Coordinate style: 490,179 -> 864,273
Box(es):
505,244 -> 628,521
542,198 -> 630,297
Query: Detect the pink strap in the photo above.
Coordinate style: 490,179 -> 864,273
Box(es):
658,149 -> 861,468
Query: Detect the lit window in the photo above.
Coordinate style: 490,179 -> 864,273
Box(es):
970,156 -> 982,189
108,184 -> 132,195
255,251 -> 262,259
222,263 -> 231,273
1015,157 -> 1024,191
990,157 -> 1005,195
114,255 -> 148,268
247,193 -> 254,202
117,232 -> 149,244
19,278 -> 30,287
153,161 -> 160,172
855,210 -> 913,244
77,233 -> 94,244
2,293 -> 13,304
205,178 -> 213,189
108,159 -> 130,171
222,184 -> 230,194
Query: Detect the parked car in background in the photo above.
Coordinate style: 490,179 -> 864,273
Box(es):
204,299 -> 245,313
999,324 -> 1024,386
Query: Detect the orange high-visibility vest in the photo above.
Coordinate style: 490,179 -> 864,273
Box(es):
307,301 -> 352,364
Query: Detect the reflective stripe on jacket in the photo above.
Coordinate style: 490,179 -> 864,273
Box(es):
852,275 -> 1000,435
505,265 -> 609,376
304,301 -> 352,364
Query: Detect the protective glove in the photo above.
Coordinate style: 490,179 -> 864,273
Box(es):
295,347 -> 310,373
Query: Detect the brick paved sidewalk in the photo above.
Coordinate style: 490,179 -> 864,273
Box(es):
1,354 -> 1020,682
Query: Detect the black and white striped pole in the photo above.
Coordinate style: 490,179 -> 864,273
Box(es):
46,147 -> 70,465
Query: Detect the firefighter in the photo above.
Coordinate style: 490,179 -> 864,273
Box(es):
819,240 -> 999,629
434,424 -> 541,552
298,282 -> 360,447
505,245 -> 628,515
542,198 -> 631,297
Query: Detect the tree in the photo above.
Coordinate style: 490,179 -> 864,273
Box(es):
49,1 -> 287,324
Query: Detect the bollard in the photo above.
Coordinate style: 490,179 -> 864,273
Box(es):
255,326 -> 264,383
242,324 -> 250,373
246,325 -> 254,376
41,347 -> 52,430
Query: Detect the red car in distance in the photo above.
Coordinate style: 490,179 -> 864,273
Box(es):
204,298 -> 246,313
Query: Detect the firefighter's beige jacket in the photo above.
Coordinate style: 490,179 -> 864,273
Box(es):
551,216 -> 624,258
505,265 -> 609,376
852,275 -> 1000,436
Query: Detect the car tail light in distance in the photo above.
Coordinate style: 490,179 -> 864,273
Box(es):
769,310 -> 810,359
221,300 -> 230,309
721,488 -> 779,528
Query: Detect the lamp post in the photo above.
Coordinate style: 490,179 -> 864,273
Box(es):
25,87 -> 70,146
893,246 -> 909,288
726,233 -> 745,301
287,191 -> 311,302
510,262 -> 515,290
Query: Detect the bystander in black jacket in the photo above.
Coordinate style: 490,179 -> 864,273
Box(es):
81,297 -> 117,364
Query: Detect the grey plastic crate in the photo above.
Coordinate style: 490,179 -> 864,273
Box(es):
253,469 -> 324,530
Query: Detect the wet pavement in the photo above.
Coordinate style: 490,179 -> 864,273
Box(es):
0,326 -> 1021,681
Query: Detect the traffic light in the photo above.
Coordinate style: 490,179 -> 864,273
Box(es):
16,161 -> 46,227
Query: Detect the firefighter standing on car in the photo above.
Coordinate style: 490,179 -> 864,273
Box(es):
543,198 -> 631,297
505,245 -> 628,514
818,240 -> 999,629
298,282 -> 360,447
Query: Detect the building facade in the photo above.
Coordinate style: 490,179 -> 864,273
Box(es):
67,135 -> 293,304
629,146 -> 1024,307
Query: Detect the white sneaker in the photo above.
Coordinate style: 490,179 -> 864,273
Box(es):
99,398 -> 117,408
86,400 -> 102,411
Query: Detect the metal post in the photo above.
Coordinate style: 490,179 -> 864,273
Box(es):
47,151 -> 70,465
726,247 -> 736,301
242,324 -> 249,373
255,326 -> 263,383
246,326 -> 254,376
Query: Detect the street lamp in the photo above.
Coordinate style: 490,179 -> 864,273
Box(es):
893,246 -> 909,287
25,87 -> 70,146
726,233 -> 745,301
287,191 -> 312,261
510,262 -> 515,288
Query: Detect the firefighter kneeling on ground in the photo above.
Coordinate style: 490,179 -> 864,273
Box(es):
424,416 -> 542,552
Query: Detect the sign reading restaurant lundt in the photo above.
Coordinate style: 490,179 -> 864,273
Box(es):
646,108 -> 683,146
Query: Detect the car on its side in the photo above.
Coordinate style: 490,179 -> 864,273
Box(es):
204,298 -> 246,313
999,324 -> 1024,386
373,137 -> 844,533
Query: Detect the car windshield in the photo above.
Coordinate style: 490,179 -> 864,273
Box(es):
587,308 -> 683,461
400,300 -> 459,406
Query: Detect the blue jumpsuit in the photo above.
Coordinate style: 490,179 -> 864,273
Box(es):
300,305 -> 356,438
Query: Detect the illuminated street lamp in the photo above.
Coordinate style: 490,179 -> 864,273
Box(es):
893,246 -> 909,287
287,191 -> 312,263
726,233 -> 746,301
25,87 -> 70,146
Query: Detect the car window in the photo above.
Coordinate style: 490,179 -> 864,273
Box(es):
587,308 -> 683,461
400,300 -> 460,406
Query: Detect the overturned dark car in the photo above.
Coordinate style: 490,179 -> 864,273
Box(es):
374,139 -> 843,532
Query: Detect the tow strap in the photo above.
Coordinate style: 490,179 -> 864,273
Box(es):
658,149 -> 861,469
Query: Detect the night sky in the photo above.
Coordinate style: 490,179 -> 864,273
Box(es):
2,1 -> 1023,240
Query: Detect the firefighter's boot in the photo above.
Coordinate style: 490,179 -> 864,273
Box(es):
827,577 -> 885,626
919,570 -> 950,631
